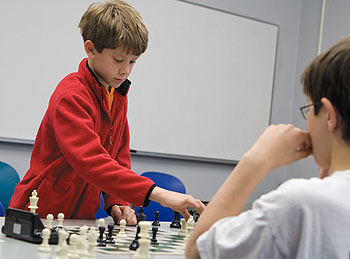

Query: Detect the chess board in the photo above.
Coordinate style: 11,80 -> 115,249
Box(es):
68,223 -> 186,255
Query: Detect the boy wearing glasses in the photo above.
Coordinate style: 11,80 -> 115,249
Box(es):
186,37 -> 350,259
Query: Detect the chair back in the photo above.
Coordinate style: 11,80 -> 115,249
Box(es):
0,201 -> 4,217
0,162 -> 20,211
138,171 -> 186,221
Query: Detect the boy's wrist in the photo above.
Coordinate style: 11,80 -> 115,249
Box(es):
149,186 -> 167,205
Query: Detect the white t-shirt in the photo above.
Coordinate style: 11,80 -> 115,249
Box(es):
197,170 -> 350,259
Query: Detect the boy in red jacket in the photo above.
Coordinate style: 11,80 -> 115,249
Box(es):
10,0 -> 205,224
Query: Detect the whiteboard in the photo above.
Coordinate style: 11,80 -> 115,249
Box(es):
0,0 -> 278,162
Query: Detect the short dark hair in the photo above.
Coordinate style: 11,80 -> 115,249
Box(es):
301,37 -> 350,143
79,0 -> 148,55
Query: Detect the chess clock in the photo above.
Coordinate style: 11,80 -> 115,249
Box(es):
1,208 -> 58,244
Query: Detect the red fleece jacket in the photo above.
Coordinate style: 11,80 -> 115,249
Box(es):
10,58 -> 155,218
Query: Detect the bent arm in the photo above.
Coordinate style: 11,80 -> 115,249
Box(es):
186,124 -> 312,259
185,154 -> 270,259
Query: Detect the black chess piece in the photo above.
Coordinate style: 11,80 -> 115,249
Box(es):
170,210 -> 181,228
150,226 -> 159,245
193,211 -> 200,222
97,225 -> 106,247
105,223 -> 115,244
136,206 -> 146,223
152,211 -> 160,226
129,225 -> 140,250
187,206 -> 200,222
51,226 -> 68,244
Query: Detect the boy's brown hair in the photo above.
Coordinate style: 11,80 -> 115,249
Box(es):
79,0 -> 148,55
301,37 -> 350,143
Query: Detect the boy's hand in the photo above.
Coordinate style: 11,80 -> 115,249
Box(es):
149,187 -> 206,221
246,124 -> 312,172
111,205 -> 137,225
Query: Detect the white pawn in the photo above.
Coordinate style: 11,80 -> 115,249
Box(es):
57,213 -> 64,227
117,219 -> 127,239
86,227 -> 97,259
68,234 -> 79,258
178,218 -> 187,238
53,228 -> 69,259
97,218 -> 105,227
29,189 -> 39,213
46,214 -> 54,228
134,221 -> 151,259
38,228 -> 51,253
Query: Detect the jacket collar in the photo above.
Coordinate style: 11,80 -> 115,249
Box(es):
78,58 -> 131,99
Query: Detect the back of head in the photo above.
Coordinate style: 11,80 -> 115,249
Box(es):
301,37 -> 350,143
79,0 -> 148,55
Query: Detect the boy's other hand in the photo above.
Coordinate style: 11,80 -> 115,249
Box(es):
246,124 -> 312,172
111,205 -> 137,225
149,187 -> 206,221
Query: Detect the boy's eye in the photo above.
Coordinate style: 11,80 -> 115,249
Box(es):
115,59 -> 123,63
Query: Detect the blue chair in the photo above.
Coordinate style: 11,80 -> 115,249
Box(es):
0,201 -> 4,217
95,192 -> 109,219
138,171 -> 186,221
0,162 -> 20,211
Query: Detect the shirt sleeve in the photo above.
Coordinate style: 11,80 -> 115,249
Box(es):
197,200 -> 283,259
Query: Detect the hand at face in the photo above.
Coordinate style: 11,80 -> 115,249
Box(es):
111,205 -> 137,226
246,124 -> 312,171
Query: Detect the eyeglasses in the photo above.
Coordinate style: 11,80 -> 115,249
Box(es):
299,102 -> 320,120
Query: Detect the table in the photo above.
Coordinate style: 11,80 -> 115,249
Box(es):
0,217 -> 186,259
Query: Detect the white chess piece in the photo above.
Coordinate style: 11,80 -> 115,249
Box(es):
46,214 -> 54,228
57,213 -> 64,227
117,219 -> 127,239
53,228 -> 69,259
79,225 -> 89,241
38,228 -> 51,253
133,221 -> 151,259
184,215 -> 195,241
28,189 -> 39,213
97,218 -> 105,227
78,225 -> 89,257
178,218 -> 187,238
68,234 -> 79,258
86,227 -> 97,259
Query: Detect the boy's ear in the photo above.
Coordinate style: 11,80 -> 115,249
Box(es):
84,40 -> 96,58
321,97 -> 338,132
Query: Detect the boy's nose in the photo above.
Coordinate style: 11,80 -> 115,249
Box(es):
119,64 -> 131,76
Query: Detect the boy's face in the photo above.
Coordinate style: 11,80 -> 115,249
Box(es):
87,42 -> 139,88
306,97 -> 332,170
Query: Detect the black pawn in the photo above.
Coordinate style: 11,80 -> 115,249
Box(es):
136,206 -> 146,223
170,210 -> 181,228
97,225 -> 106,247
129,225 -> 140,251
150,226 -> 159,245
152,211 -> 160,226
105,223 -> 115,244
